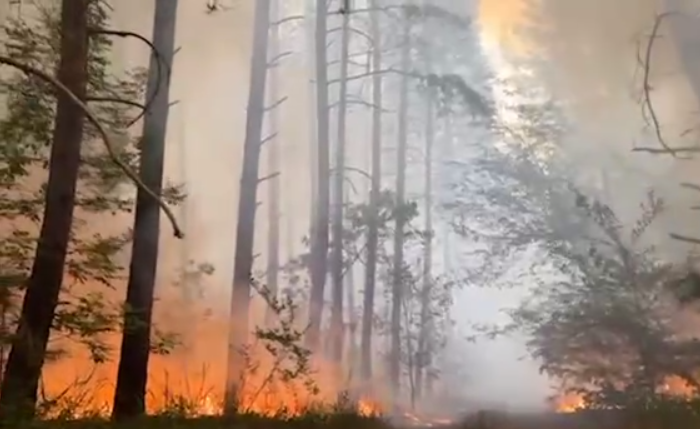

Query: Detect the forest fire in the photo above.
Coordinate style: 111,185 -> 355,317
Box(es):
554,393 -> 586,413
34,291 -> 387,418
552,376 -> 697,414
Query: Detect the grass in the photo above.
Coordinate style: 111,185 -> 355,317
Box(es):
11,409 -> 700,429
7,413 -> 700,429
10,412 -> 392,429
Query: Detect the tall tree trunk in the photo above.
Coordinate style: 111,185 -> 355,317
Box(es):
329,0 -> 351,365
0,0 -> 89,417
305,0 -> 330,352
414,71 -> 434,401
360,0 -> 382,383
389,10 -> 411,399
111,0 -> 179,420
306,0 -> 318,238
225,0 -> 271,409
264,0 -> 281,326
345,248 -> 357,378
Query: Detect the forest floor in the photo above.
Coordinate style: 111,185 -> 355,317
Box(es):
14,413 -> 700,429
10,410 -> 700,429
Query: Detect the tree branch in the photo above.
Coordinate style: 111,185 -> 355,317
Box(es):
271,15 -> 305,27
264,96 -> 288,112
89,28 -> 170,127
634,12 -> 688,158
260,132 -> 278,146
267,51 -> 293,68
670,233 -> 700,245
327,68 -> 421,85
258,172 -> 280,183
84,96 -> 146,125
0,55 -> 183,238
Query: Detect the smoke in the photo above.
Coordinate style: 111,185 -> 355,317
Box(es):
467,0 -> 700,413
483,0 -> 700,261
27,0 -> 700,415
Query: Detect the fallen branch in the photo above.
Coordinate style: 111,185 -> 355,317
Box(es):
0,55 -> 183,238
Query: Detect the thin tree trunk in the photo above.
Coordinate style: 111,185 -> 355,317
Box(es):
329,0 -> 351,365
111,0 -> 179,420
305,0 -> 330,352
225,0 -> 271,409
360,0 -> 382,383
306,0 -> 318,238
415,73 -> 434,401
0,0 -> 89,417
345,248 -> 357,378
264,0 -> 281,326
389,10 -> 411,399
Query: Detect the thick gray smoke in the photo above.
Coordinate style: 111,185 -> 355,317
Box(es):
519,0 -> 700,261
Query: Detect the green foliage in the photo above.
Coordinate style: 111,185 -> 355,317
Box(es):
447,95 -> 700,408
0,0 -> 182,364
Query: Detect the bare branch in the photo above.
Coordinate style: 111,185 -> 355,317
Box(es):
670,233 -> 700,245
632,145 -> 700,154
260,132 -> 278,146
264,96 -> 288,112
271,15 -> 305,27
327,27 -> 374,47
681,182 -> 700,192
258,172 -> 281,183
327,68 -> 421,85
329,98 -> 390,112
89,28 -> 170,127
84,96 -> 146,124
331,165 -> 372,181
267,51 -> 293,68
0,55 -> 183,238
634,12 -> 688,157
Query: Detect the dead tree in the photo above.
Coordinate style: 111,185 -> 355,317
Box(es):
415,58 -> 434,400
306,0 -> 331,352
389,6 -> 412,398
329,0 -> 352,364
360,0 -> 383,383
225,0 -> 271,409
264,0 -> 281,326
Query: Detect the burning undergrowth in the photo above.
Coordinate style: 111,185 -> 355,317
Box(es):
28,276 -> 390,420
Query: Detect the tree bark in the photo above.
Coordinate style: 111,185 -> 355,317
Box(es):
305,0 -> 330,352
360,0 -> 382,383
389,11 -> 411,398
264,0 -> 281,327
0,0 -> 89,418
345,244 -> 357,376
225,0 -> 271,410
329,1 -> 351,364
111,0 -> 179,420
306,0 -> 318,240
415,68 -> 434,400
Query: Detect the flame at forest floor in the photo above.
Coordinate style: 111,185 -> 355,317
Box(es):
35,290 -> 392,419
552,376 -> 699,414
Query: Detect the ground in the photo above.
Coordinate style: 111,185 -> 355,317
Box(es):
11,411 -> 700,429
